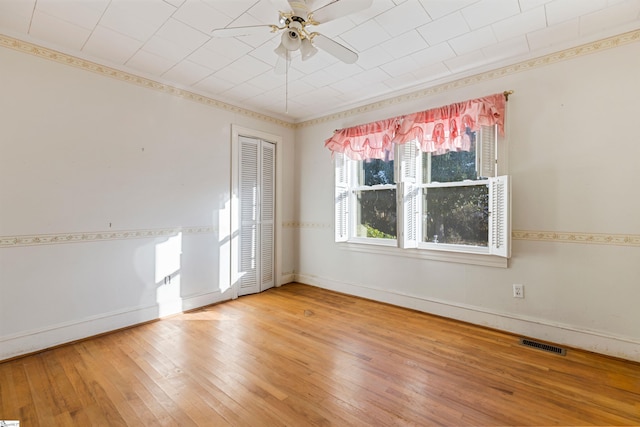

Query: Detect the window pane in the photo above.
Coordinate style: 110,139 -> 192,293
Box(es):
422,131 -> 477,183
359,159 -> 394,186
356,189 -> 397,239
423,185 -> 488,246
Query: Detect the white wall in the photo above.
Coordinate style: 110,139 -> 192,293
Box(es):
2,35 -> 639,363
294,40 -> 640,361
0,45 -> 296,359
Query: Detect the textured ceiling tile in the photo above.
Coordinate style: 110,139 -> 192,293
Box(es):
418,0 -> 477,20
154,18 -> 210,51
173,0 -> 233,34
245,71 -> 285,91
410,42 -> 457,67
100,0 -> 176,42
375,0 -> 432,36
443,49 -> 487,74
411,61 -> 451,82
417,12 -> 469,46
461,0 -> 521,30
545,0 -> 608,25
213,55 -> 272,85
340,19 -> 392,52
481,34 -> 530,62
83,26 -> 143,64
187,46 -> 236,71
355,45 -> 396,70
220,80 -> 265,101
380,55 -> 420,77
579,0 -> 640,35
349,0 -> 396,25
312,16 -> 358,38
1,0 -> 636,121
526,18 -> 580,51
126,50 -> 177,76
491,6 -> 547,41
36,0 -> 109,31
30,10 -> 91,51
202,0 -> 256,19
384,70 -> 425,89
194,73 -> 236,94
518,0 -> 552,11
162,60 -> 215,86
380,29 -> 429,59
448,26 -> 498,56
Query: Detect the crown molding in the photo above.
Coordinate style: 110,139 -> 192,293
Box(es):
0,33 -> 294,129
295,29 -> 640,128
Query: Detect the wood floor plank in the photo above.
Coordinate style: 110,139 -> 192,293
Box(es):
1,283 -> 639,426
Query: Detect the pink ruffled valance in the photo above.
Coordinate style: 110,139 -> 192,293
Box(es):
324,118 -> 399,160
392,93 -> 505,154
325,93 -> 506,160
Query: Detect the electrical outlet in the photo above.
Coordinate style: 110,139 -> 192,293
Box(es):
513,284 -> 524,298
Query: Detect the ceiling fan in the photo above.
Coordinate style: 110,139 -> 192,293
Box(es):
212,0 -> 373,65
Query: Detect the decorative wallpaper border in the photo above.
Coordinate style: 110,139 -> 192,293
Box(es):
296,29 -> 640,128
283,221 -> 331,229
1,29 -> 639,129
0,226 -> 215,248
512,230 -> 640,247
0,34 -> 294,129
1,226 -> 638,248
290,224 -> 640,248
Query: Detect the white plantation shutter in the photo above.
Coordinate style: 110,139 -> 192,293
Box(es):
396,141 -> 417,184
398,182 -> 418,248
239,137 -> 259,294
260,142 -> 275,289
488,175 -> 510,258
396,142 -> 418,248
478,125 -> 497,179
334,153 -> 349,242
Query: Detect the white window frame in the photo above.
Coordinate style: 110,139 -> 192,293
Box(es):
334,125 -> 511,268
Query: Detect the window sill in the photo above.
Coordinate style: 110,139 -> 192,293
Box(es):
339,241 -> 508,268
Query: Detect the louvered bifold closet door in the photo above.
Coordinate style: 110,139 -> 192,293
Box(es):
260,141 -> 275,291
239,137 -> 260,295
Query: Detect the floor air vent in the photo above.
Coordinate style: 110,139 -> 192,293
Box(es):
519,338 -> 566,356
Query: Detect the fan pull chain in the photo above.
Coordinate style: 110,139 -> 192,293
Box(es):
285,51 -> 289,114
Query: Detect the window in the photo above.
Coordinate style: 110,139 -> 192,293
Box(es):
329,93 -> 510,261
335,125 -> 510,258
353,158 -> 397,241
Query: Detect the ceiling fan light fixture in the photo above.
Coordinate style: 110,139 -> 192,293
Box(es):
274,42 -> 288,59
281,28 -> 301,51
300,38 -> 318,61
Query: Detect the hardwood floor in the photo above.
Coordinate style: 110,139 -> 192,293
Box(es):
1,283 -> 639,426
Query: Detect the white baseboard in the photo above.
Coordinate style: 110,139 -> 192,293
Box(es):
294,273 -> 640,363
279,273 -> 296,285
0,289 -> 228,361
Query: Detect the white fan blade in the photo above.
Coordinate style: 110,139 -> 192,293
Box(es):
270,0 -> 292,12
288,1 -> 309,17
311,0 -> 373,23
312,33 -> 358,64
212,25 -> 275,37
